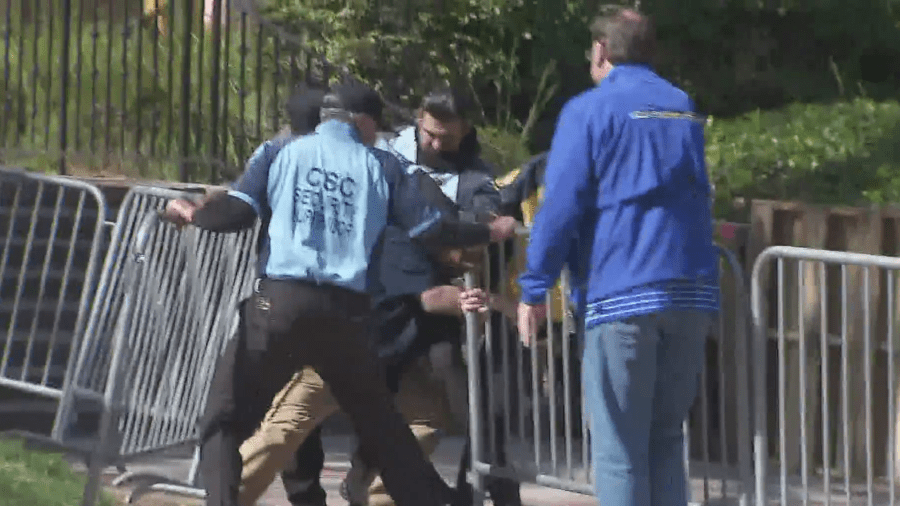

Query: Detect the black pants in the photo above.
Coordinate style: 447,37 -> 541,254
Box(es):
281,425 -> 327,506
198,279 -> 454,506
371,294 -> 461,393
280,294 -> 461,504
281,311 -> 524,506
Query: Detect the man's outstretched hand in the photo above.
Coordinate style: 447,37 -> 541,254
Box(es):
162,199 -> 199,229
487,215 -> 520,242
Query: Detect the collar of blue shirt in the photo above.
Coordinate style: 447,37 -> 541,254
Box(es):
604,63 -> 654,84
315,119 -> 362,142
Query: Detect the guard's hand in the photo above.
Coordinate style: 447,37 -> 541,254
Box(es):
459,288 -> 489,313
488,215 -> 519,242
517,302 -> 547,346
162,199 -> 198,228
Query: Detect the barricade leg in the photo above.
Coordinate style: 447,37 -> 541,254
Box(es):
751,246 -> 900,506
462,241 -> 755,505
73,186 -> 257,505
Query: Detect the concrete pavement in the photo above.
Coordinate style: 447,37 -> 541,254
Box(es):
87,434 -> 750,505
254,435 -> 597,506
90,434 -> 597,506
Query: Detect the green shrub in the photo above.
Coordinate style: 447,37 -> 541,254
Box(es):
707,98 -> 900,218
478,125 -> 533,176
481,98 -> 900,221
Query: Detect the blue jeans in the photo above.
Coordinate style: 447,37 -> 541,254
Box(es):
582,309 -> 714,506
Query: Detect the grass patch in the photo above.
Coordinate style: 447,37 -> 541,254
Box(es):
0,438 -> 115,506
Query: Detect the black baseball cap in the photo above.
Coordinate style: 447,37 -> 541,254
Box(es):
323,80 -> 390,130
285,85 -> 326,134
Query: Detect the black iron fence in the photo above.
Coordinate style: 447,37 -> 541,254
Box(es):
0,0 -> 339,183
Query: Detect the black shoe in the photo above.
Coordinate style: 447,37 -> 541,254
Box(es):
288,485 -> 327,506
486,477 -> 522,506
340,480 -> 366,506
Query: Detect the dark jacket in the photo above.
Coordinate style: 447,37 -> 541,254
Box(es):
498,151 -> 548,220
373,125 -> 501,299
380,125 -> 500,222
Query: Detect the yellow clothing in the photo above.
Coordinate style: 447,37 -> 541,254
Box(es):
497,168 -> 566,323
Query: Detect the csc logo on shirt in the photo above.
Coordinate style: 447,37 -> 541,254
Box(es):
293,167 -> 358,241
305,167 -> 356,198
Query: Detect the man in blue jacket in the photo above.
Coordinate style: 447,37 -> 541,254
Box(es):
516,7 -> 719,506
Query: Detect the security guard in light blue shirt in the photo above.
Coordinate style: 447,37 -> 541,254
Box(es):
231,120 -> 403,291
164,81 -> 518,506
228,121 -> 435,292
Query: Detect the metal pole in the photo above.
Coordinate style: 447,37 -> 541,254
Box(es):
464,270 -> 486,505
58,0 -> 72,175
209,0 -> 222,182
751,251 -> 770,506
180,0 -> 195,181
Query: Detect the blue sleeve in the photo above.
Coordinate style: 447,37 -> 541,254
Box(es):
229,140 -> 281,217
689,99 -> 712,191
519,99 -> 597,304
377,151 -> 444,238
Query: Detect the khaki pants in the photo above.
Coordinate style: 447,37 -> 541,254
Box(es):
239,358 -> 456,506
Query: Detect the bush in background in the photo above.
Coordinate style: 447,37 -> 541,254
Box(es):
707,98 -> 900,219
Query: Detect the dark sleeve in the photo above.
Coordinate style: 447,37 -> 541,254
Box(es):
192,193 -> 258,232
380,152 -> 492,249
499,152 -> 548,210
416,219 -> 491,249
461,174 -> 502,222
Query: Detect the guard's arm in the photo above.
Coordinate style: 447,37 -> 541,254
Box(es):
375,151 -> 494,249
394,169 -> 492,249
460,173 -> 502,223
190,192 -> 257,232
188,138 -> 289,232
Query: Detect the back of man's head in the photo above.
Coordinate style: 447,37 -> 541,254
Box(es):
590,6 -> 656,65
286,85 -> 326,135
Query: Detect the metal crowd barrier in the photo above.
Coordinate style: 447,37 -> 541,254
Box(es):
0,167 -> 108,440
463,238 -> 754,506
74,186 -> 259,506
751,246 -> 900,506
13,167 -> 900,506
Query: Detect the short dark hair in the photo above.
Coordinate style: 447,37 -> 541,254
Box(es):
420,87 -> 474,124
589,5 -> 656,65
322,79 -> 390,129
286,85 -> 326,134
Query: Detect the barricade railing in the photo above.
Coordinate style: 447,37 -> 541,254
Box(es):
0,167 -> 108,433
463,237 -> 753,506
751,246 -> 900,506
73,186 -> 259,506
